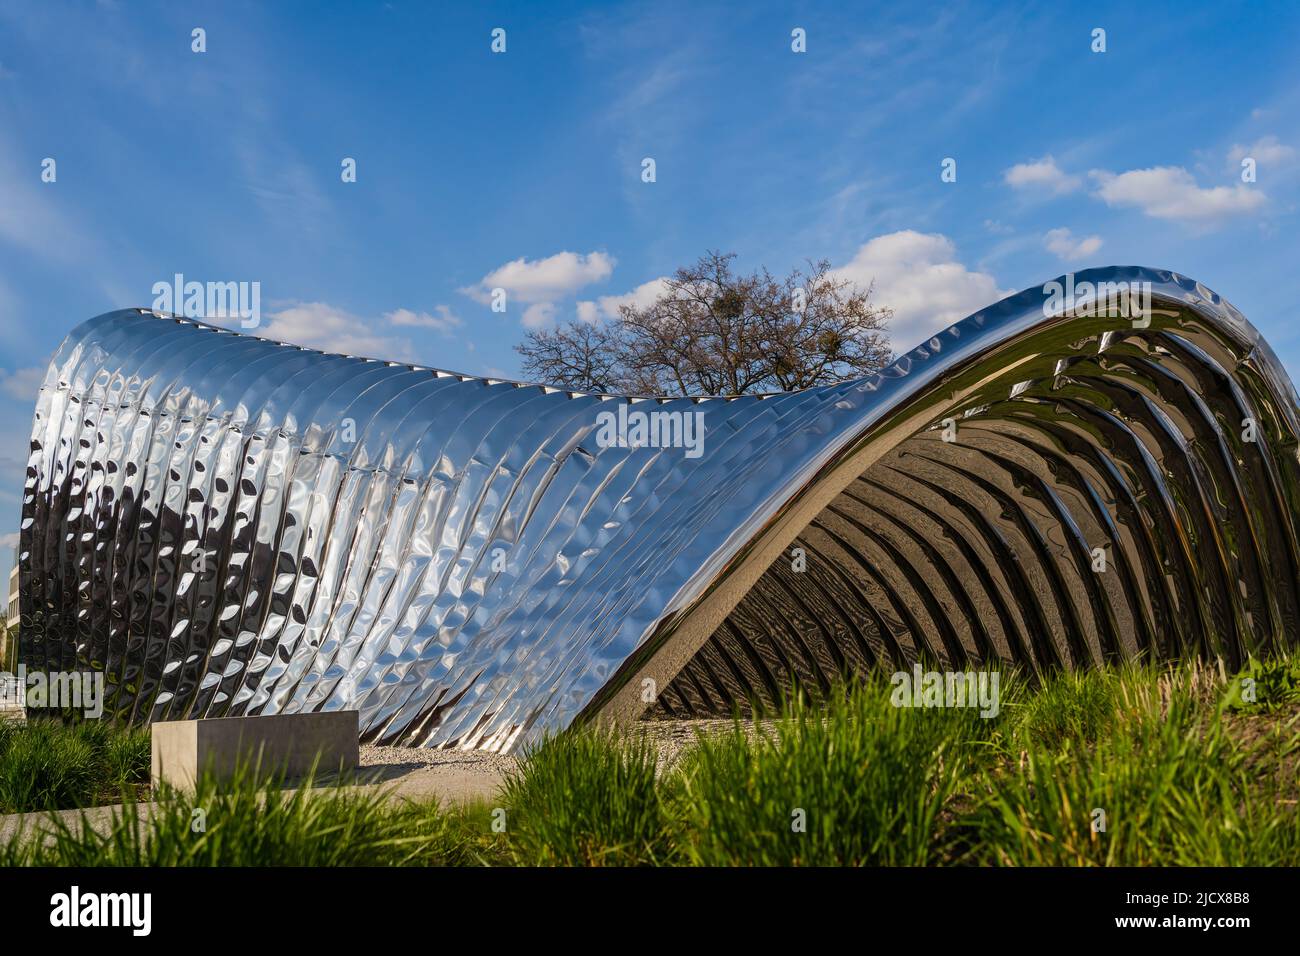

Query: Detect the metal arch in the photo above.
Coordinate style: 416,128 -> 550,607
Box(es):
17,267 -> 1300,749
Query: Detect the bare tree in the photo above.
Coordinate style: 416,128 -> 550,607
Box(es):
516,251 -> 892,396
512,315 -> 625,392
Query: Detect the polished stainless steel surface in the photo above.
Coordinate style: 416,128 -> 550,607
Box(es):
17,267 -> 1300,747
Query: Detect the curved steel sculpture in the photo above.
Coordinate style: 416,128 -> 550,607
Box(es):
17,267 -> 1300,749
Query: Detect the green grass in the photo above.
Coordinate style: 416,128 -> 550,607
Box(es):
0,718 -> 150,814
499,729 -> 669,865
0,762 -> 481,867
961,666 -> 1300,865
1221,655 -> 1300,712
498,658 -> 1299,867
670,681 -> 987,865
1000,666 -> 1119,752
2,653 -> 1299,866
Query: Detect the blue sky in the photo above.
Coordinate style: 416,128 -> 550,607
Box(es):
2,0 -> 1300,584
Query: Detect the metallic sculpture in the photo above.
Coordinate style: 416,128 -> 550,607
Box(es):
17,267 -> 1300,749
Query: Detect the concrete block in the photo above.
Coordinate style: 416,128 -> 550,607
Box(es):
151,711 -> 359,791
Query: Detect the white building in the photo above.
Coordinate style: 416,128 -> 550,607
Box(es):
6,546 -> 17,630
4,542 -> 17,671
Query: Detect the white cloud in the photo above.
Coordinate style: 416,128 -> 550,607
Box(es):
1091,166 -> 1266,224
244,302 -> 415,360
0,366 -> 44,402
385,305 -> 462,334
831,231 -> 1012,348
1044,227 -> 1103,261
576,277 -> 672,323
1226,135 -> 1295,172
1004,156 -> 1082,195
521,302 -> 557,329
460,251 -> 615,305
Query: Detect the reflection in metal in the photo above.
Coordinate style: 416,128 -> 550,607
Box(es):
17,268 -> 1300,748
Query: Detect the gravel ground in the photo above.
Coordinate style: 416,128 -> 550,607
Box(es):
350,745 -> 516,805
359,743 -> 519,774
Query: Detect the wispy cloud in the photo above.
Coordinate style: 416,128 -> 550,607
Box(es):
385,306 -> 462,334
578,6 -> 710,214
0,142 -> 91,263
233,139 -> 335,238
0,366 -> 44,401
1226,135 -> 1296,174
